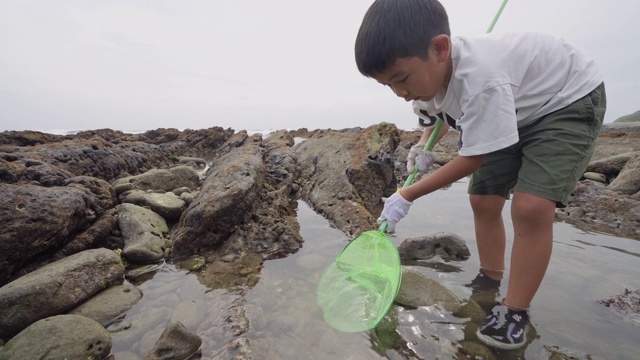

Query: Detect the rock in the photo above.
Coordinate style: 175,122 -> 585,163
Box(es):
294,123 -> 400,236
112,166 -> 201,195
0,130 -> 66,146
170,299 -> 208,330
52,212 -> 119,260
172,136 -> 303,260
597,288 -> 640,325
113,351 -> 139,360
68,284 -> 143,326
0,183 -> 106,286
586,151 -> 640,175
0,248 -> 124,338
398,232 -> 471,260
172,186 -> 192,196
65,175 -> 117,210
120,191 -> 186,221
176,156 -> 207,168
172,142 -> 266,254
110,307 -> 173,350
582,171 -> 606,183
179,191 -> 196,205
557,181 -> 640,239
117,203 -> 169,263
177,256 -> 206,272
0,156 -> 74,186
143,321 -> 202,360
602,119 -> 640,132
0,315 -> 111,359
458,341 -> 496,360
395,266 -> 461,310
607,154 -> 640,195
0,134 -> 177,182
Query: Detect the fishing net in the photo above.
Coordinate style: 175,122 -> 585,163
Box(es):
317,230 -> 402,332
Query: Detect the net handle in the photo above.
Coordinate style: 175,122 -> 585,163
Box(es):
378,118 -> 443,233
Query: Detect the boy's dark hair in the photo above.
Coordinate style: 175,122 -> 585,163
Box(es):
355,0 -> 450,77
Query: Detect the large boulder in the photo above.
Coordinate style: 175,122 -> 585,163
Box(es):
0,248 -> 124,338
174,132 -> 303,291
171,141 -> 266,254
294,123 -> 400,236
0,183 -> 106,286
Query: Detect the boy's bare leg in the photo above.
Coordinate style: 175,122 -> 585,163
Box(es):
504,191 -> 556,310
470,194 -> 507,281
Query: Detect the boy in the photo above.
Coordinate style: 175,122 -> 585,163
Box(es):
355,0 -> 606,350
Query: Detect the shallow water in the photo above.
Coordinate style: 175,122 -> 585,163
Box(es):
110,178 -> 640,359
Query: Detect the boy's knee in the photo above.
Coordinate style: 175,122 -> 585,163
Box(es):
470,194 -> 505,216
511,192 -> 555,223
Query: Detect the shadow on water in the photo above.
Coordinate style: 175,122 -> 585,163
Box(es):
109,178 -> 640,359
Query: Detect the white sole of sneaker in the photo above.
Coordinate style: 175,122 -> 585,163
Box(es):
475,328 -> 527,350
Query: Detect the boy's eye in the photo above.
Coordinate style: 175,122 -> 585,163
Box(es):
398,75 -> 409,84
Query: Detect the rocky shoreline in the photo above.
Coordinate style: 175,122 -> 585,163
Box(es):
0,124 -> 638,358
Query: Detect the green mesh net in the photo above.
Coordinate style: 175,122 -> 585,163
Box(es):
317,230 -> 402,332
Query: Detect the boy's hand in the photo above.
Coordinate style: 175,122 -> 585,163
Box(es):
407,145 -> 435,176
377,190 -> 413,230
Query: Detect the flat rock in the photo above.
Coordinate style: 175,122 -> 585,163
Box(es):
68,284 -> 143,326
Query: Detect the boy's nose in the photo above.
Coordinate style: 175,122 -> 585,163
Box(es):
391,85 -> 409,98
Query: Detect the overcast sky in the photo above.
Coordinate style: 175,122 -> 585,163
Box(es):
1,0 -> 638,133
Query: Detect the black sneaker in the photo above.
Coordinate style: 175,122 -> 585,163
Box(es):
466,271 -> 501,312
476,303 -> 529,350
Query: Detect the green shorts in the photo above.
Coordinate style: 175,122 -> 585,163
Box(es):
468,82 -> 606,207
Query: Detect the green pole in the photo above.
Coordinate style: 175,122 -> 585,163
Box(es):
487,0 -> 509,33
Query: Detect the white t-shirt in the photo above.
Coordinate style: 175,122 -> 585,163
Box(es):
414,31 -> 603,156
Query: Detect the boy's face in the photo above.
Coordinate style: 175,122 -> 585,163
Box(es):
373,35 -> 451,102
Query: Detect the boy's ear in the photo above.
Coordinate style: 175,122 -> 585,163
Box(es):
431,34 -> 451,63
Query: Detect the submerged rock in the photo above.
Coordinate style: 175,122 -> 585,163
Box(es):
142,321 -> 202,360
395,266 -> 461,311
598,288 -> 640,325
68,284 -> 143,326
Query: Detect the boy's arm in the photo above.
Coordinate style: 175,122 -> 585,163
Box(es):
417,122 -> 450,146
401,154 -> 485,202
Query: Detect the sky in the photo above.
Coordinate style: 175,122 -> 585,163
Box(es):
0,0 -> 638,133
